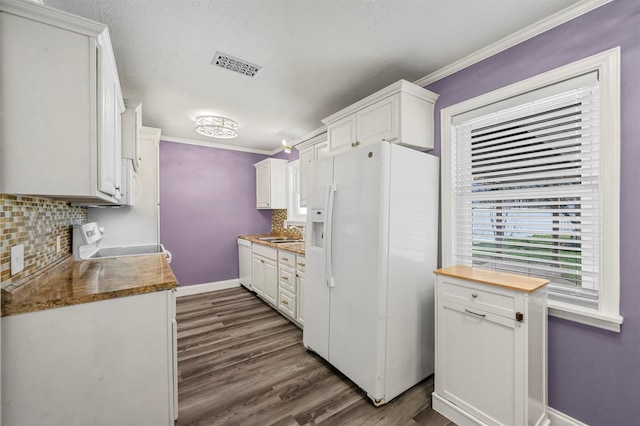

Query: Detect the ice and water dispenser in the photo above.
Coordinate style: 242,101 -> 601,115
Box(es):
310,208 -> 325,249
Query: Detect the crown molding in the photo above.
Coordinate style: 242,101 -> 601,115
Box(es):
0,0 -> 106,37
160,135 -> 274,155
413,0 -> 613,88
140,126 -> 162,141
293,126 -> 327,147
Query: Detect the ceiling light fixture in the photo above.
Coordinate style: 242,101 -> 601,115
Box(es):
282,139 -> 291,154
194,115 -> 238,138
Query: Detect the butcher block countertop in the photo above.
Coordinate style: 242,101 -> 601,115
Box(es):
434,265 -> 549,293
1,254 -> 177,317
239,234 -> 306,256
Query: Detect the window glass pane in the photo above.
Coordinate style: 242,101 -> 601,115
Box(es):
452,80 -> 600,306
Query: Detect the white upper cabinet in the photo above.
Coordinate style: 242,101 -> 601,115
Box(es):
326,115 -> 357,156
0,1 -> 124,203
121,100 -> 142,171
98,46 -> 123,198
254,158 -> 288,209
322,80 -> 438,155
295,132 -> 328,207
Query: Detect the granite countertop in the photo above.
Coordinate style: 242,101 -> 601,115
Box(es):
239,234 -> 306,256
1,254 -> 178,316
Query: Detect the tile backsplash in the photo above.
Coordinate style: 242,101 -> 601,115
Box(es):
271,209 -> 287,233
271,209 -> 304,239
1,194 -> 87,287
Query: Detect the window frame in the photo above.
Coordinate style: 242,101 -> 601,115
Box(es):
441,47 -> 622,332
286,159 -> 307,225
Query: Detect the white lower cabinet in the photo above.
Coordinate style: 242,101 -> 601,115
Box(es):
251,243 -> 305,327
251,244 -> 278,305
278,250 -> 297,320
296,256 -> 306,325
2,290 -> 177,426
433,266 -> 549,426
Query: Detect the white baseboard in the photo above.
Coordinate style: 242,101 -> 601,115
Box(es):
175,279 -> 240,297
548,407 -> 588,426
432,393 -> 487,426
433,393 -> 584,426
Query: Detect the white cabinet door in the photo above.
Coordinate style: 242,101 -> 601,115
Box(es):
251,254 -> 265,296
327,114 -> 357,155
436,299 -> 522,426
296,272 -> 305,325
98,46 -> 122,199
263,258 -> 278,305
314,140 -> 330,159
357,94 -> 399,146
255,162 -> 271,208
298,146 -> 314,207
2,291 -> 175,425
122,100 -> 142,171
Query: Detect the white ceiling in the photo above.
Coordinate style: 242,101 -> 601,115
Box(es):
44,0 -> 581,153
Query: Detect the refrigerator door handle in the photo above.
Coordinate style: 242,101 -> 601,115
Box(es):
326,183 -> 336,288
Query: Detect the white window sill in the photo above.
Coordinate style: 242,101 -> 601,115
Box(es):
548,299 -> 623,333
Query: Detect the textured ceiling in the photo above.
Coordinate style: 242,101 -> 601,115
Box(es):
44,0 -> 579,152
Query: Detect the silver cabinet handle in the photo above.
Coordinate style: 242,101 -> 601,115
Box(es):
472,293 -> 478,298
465,309 -> 486,318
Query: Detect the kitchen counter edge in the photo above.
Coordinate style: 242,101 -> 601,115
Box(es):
1,254 -> 178,317
238,234 -> 306,255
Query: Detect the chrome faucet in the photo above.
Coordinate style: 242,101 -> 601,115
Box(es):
287,225 -> 305,241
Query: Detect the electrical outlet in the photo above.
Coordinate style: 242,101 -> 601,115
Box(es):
11,244 -> 24,275
56,236 -> 61,254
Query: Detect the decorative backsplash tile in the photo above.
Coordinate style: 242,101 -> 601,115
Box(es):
0,194 -> 87,288
271,209 -> 287,232
271,209 -> 304,239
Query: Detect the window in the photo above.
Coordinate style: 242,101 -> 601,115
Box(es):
286,160 -> 307,224
441,48 -> 621,331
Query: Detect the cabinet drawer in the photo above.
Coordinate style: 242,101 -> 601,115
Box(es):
437,276 -> 522,319
278,288 -> 296,319
279,266 -> 296,294
278,250 -> 296,268
296,256 -> 306,273
253,243 -> 277,260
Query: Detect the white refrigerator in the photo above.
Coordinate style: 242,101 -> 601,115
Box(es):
303,141 -> 439,405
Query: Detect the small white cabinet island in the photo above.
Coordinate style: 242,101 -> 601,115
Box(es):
433,265 -> 549,426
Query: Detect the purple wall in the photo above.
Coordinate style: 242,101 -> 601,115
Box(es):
159,142 -> 296,286
425,1 -> 640,424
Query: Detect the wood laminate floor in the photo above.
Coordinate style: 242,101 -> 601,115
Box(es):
176,287 -> 454,426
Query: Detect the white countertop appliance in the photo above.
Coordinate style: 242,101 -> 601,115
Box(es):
303,141 -> 439,406
73,222 -> 171,262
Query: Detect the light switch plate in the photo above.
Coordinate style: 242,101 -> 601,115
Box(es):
11,244 -> 24,275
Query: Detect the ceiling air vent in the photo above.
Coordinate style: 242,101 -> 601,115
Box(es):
212,52 -> 262,78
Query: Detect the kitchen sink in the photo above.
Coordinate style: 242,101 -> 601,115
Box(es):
258,237 -> 302,244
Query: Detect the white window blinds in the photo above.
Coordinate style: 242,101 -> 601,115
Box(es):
452,75 -> 601,308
